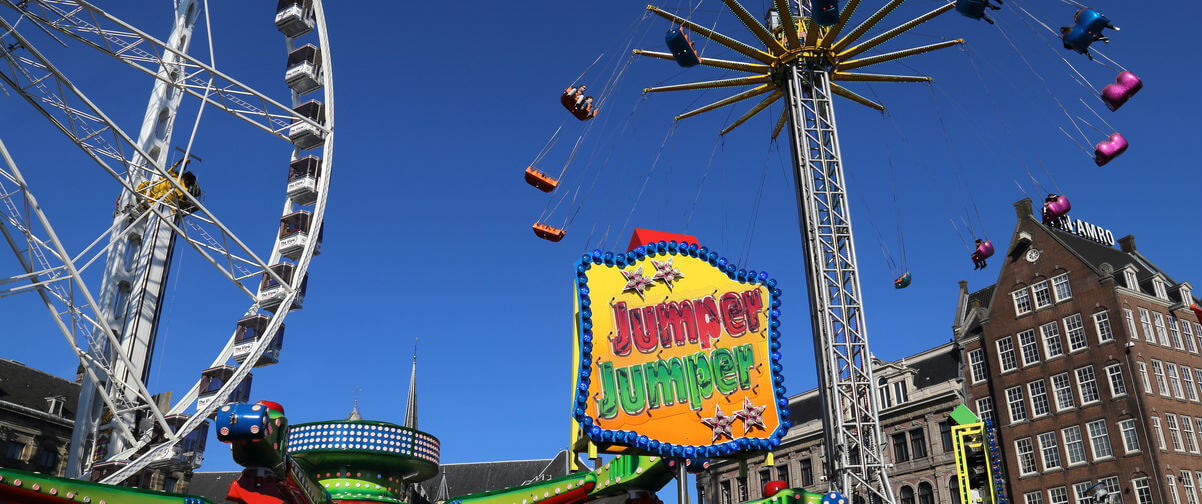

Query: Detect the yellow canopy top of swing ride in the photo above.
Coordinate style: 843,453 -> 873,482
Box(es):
634,0 -> 965,136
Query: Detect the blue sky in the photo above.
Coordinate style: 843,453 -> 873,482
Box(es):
1,0 -> 1199,498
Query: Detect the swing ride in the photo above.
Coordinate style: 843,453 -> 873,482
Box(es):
526,0 -> 1151,501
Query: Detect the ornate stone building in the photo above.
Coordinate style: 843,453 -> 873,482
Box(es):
695,342 -> 963,504
0,358 -> 80,477
954,198 -> 1202,504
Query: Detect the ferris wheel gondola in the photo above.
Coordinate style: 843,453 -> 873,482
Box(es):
0,0 -> 336,485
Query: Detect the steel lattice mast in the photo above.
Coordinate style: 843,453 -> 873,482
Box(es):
636,1 -> 962,501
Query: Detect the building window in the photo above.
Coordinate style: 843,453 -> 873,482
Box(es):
1167,414 -> 1185,452
1062,426 -> 1086,465
1138,308 -> 1155,342
721,480 -> 732,504
1024,491 -> 1044,504
1029,380 -> 1050,417
1181,415 -> 1199,454
1048,486 -> 1069,504
1133,477 -> 1153,504
1015,437 -> 1037,475
1105,364 -> 1127,397
893,381 -> 909,404
1041,322 -> 1065,358
800,458 -> 813,487
1184,370 -> 1199,402
1073,482 -> 1095,504
1051,273 -> 1072,301
1168,363 -> 1187,399
1013,288 -> 1033,315
1169,316 -> 1186,350
758,469 -> 772,497
777,465 -> 790,487
1196,322 -> 1202,351
1123,268 -> 1139,290
1154,312 -> 1172,346
1167,475 -> 1181,504
968,349 -> 987,384
950,476 -> 961,504
1037,431 -> 1061,470
910,428 -> 927,459
1153,360 -> 1171,396
1138,362 -> 1154,394
37,449 -> 56,469
878,377 -> 892,410
1182,321 -> 1198,354
1087,419 -> 1113,459
900,486 -> 915,504
892,433 -> 910,462
940,421 -> 953,453
1100,477 -> 1123,504
1018,329 -> 1040,366
1093,311 -> 1114,344
1151,416 -> 1168,451
1065,314 -> 1088,352
1181,472 -> 1200,504
1075,366 -> 1101,404
1032,281 -> 1053,309
5,441 -> 25,461
1153,278 -> 1168,300
1006,386 -> 1028,423
737,477 -> 747,502
164,477 -> 178,494
976,397 -> 995,423
997,337 -> 1018,372
1119,419 -> 1140,453
1124,308 -> 1138,340
918,482 -> 934,504
1197,369 -> 1202,401
1052,372 -> 1075,411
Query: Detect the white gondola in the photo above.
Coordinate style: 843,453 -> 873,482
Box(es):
278,211 -> 323,260
285,44 -> 323,95
288,100 -> 326,150
231,314 -> 285,367
286,155 -> 322,205
257,263 -> 307,312
196,366 -> 253,417
274,0 -> 314,38
149,415 -> 208,469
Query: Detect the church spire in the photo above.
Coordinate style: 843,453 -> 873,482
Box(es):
348,386 -> 362,421
403,339 -> 418,429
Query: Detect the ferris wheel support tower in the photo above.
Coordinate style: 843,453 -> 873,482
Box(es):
636,0 -> 963,500
67,1 -> 200,478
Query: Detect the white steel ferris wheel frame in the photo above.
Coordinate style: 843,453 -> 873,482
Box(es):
0,0 -> 335,484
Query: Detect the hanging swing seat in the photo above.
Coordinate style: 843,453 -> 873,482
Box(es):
893,271 -> 912,289
1042,194 -> 1072,224
812,0 -> 841,27
1094,132 -> 1127,166
955,0 -> 999,23
561,89 -> 596,121
1101,71 -> 1142,111
1061,9 -> 1116,56
665,28 -> 701,68
533,222 -> 566,242
972,240 -> 995,262
1191,304 -> 1202,321
524,167 -> 559,193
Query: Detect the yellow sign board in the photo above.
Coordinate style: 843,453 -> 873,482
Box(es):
570,242 -> 789,458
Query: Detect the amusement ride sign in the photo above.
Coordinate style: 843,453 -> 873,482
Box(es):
1049,214 -> 1116,247
570,240 -> 789,458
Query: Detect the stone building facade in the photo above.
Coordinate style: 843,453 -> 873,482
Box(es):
695,342 -> 964,504
953,199 -> 1202,504
0,358 -> 80,477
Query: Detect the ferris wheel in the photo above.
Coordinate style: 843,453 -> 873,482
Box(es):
0,0 -> 334,485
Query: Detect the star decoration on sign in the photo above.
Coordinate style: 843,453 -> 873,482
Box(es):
650,257 -> 684,290
701,405 -> 743,441
738,397 -> 767,433
621,265 -> 653,300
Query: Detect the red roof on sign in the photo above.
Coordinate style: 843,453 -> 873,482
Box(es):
626,228 -> 700,252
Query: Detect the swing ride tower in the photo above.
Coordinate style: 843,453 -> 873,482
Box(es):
635,1 -> 962,501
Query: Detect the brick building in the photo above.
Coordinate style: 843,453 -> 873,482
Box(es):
953,198 -> 1202,504
696,342 -> 964,504
0,358 -> 80,477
